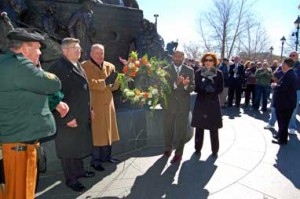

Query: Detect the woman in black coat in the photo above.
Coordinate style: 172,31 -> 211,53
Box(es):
191,52 -> 224,156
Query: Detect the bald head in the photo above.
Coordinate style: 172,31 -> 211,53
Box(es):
90,44 -> 105,64
289,51 -> 298,62
172,50 -> 185,66
234,56 -> 240,64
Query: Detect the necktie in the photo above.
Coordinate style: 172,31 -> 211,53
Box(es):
176,67 -> 180,76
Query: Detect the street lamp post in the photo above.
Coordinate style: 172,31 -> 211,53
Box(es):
294,16 -> 300,51
269,46 -> 274,60
154,14 -> 159,29
280,36 -> 286,62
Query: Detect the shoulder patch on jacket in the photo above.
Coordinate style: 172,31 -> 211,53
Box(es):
44,72 -> 57,80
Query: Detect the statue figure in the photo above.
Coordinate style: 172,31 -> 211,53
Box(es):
166,40 -> 178,56
134,19 -> 150,57
123,0 -> 139,9
3,0 -> 28,23
67,0 -> 102,59
41,3 -> 63,41
146,22 -> 165,58
135,19 -> 166,59
0,12 -> 14,53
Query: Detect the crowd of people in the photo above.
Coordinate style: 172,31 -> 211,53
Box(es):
0,26 -> 299,198
184,53 -> 300,144
186,55 -> 299,112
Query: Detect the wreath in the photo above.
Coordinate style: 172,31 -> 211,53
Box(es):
118,51 -> 171,108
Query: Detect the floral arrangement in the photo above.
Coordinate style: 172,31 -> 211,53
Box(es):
118,51 -> 170,108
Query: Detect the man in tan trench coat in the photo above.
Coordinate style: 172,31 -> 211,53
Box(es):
82,44 -> 120,171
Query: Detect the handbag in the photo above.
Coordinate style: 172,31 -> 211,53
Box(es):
36,144 -> 47,173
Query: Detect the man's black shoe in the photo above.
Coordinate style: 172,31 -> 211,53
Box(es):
91,164 -> 105,171
272,139 -> 287,145
82,171 -> 95,178
68,181 -> 86,192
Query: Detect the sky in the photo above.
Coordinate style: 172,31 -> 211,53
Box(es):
139,0 -> 299,56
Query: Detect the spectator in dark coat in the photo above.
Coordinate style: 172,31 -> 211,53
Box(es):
218,58 -> 230,107
272,58 -> 297,144
287,51 -> 300,135
191,52 -> 224,157
228,56 -> 245,108
244,61 -> 256,106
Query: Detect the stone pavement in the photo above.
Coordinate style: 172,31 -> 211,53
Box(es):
36,106 -> 300,199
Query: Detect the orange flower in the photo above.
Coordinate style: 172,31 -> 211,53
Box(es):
130,71 -> 137,77
129,67 -> 137,77
135,90 -> 141,96
144,92 -> 149,99
147,70 -> 152,75
141,55 -> 148,65
123,66 -> 129,74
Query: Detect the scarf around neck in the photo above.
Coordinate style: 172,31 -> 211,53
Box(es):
201,66 -> 217,83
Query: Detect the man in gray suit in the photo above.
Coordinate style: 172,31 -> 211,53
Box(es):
163,50 -> 195,164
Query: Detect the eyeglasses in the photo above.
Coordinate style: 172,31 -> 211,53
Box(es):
204,59 -> 214,62
290,54 -> 296,57
67,46 -> 82,51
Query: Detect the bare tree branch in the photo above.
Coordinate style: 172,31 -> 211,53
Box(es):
183,42 -> 202,60
196,0 -> 266,59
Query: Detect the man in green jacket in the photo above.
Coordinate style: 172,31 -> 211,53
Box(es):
0,28 -> 61,199
254,62 -> 273,112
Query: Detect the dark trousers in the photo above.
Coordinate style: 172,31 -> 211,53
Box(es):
276,108 -> 294,143
245,84 -> 256,106
91,145 -> 112,166
163,111 -> 189,155
195,128 -> 219,153
254,85 -> 269,111
61,158 -> 86,186
0,159 -> 4,184
228,79 -> 242,107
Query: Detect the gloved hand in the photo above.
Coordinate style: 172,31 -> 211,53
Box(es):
105,71 -> 118,85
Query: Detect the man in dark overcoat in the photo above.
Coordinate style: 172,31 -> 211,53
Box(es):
228,56 -> 245,108
48,38 -> 94,192
272,58 -> 297,145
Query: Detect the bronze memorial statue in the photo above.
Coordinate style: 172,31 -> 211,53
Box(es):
68,0 -> 102,60
42,3 -> 64,41
0,0 -> 168,70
